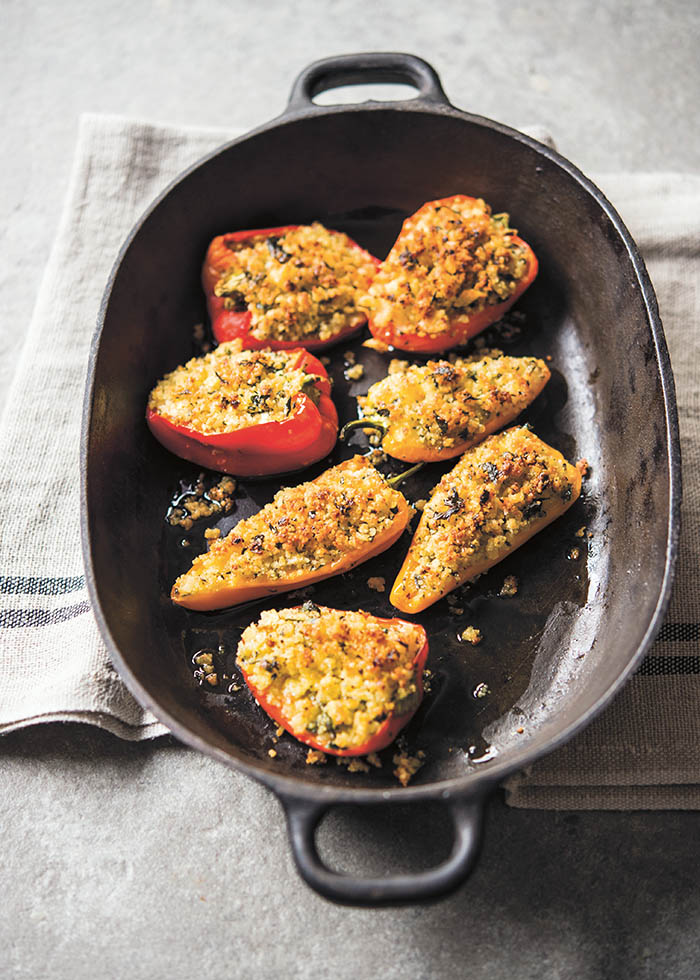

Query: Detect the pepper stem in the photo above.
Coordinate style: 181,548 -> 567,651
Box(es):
386,462 -> 425,488
339,418 -> 388,443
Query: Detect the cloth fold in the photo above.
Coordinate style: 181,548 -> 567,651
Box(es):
1,115 -> 698,805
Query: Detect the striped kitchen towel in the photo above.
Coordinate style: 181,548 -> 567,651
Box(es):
0,115 -> 242,739
1,115 -> 698,807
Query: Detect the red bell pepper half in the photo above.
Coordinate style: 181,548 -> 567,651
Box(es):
366,195 -> 539,354
147,348 -> 338,478
236,604 -> 429,757
203,224 -> 380,351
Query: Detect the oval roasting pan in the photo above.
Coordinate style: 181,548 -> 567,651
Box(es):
81,53 -> 680,906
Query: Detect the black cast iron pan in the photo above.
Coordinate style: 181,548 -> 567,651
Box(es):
81,53 -> 680,906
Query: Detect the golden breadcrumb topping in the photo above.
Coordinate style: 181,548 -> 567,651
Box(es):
149,344 -> 321,434
172,456 -> 406,598
395,427 -> 580,608
357,350 -> 550,453
237,603 -> 425,752
362,198 -> 530,339
213,223 -> 377,342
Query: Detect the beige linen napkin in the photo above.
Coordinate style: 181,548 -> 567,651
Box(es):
0,116 -> 697,805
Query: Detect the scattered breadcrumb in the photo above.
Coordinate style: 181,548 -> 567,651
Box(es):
306,749 -> 327,765
344,350 -> 356,365
500,574 -> 519,597
167,474 -> 236,530
575,526 -> 586,538
393,750 -> 425,787
367,448 -> 388,465
460,626 -> 482,645
268,748 -> 277,758
204,527 -> 221,540
344,363 -> 365,381
193,650 -> 221,687
366,752 -> 382,768
367,576 -> 386,593
320,356 -> 331,366
568,546 -> 581,560
414,499 -> 427,512
228,683 -> 241,693
388,358 -> 409,375
336,756 -> 371,773
516,726 -> 525,734
473,682 -> 490,699
577,458 -> 590,478
347,757 -> 370,773
361,337 -> 391,353
275,726 -> 284,737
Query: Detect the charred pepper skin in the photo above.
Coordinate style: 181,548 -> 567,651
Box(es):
147,349 -> 338,478
365,195 -> 539,354
203,225 -> 381,351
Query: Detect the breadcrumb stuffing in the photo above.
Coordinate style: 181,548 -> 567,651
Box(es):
357,351 -> 550,460
363,197 -> 530,341
212,223 -> 376,343
391,427 -> 582,612
236,603 -> 426,753
172,456 -> 408,604
149,344 -> 323,435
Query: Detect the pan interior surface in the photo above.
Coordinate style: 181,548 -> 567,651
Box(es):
85,106 -> 674,793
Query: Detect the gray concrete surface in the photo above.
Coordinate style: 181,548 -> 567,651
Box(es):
2,1 -> 700,977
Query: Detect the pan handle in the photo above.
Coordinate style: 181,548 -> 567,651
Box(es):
282,794 -> 483,906
287,52 -> 449,112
